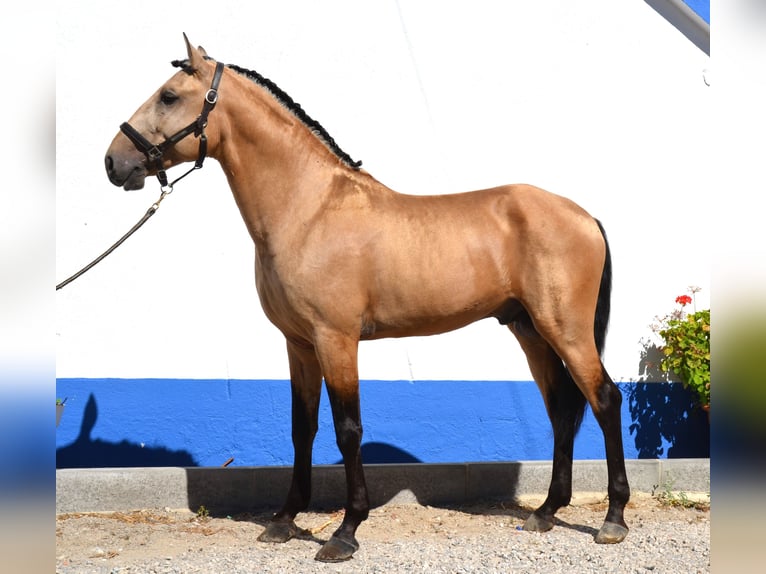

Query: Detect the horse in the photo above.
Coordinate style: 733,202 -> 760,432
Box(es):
105,35 -> 630,562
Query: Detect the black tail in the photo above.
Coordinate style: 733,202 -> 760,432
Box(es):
593,219 -> 612,357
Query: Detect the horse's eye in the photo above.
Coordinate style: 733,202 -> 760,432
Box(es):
160,91 -> 179,106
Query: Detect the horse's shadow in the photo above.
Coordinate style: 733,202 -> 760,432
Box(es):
56,393 -> 198,468
451,498 -> 600,537
550,517 -> 600,537
334,442 -> 423,465
227,498 -> 599,543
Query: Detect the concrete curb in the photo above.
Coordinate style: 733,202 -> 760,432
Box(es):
56,459 -> 709,514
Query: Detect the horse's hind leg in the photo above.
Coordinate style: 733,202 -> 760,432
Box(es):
258,340 -> 322,544
510,320 -> 587,533
574,361 -> 630,543
557,337 -> 630,544
535,330 -> 629,543
511,315 -> 630,543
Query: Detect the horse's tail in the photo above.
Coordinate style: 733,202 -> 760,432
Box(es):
593,219 -> 612,358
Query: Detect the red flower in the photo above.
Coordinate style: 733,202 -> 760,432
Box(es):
675,294 -> 693,306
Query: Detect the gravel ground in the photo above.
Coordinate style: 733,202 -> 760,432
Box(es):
56,493 -> 709,573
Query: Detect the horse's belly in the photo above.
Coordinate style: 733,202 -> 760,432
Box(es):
364,292 -> 512,340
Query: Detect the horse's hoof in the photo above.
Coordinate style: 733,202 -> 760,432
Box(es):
595,521 -> 629,544
314,535 -> 359,562
258,520 -> 299,544
522,512 -> 555,533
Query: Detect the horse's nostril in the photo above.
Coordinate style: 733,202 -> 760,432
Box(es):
105,155 -> 114,172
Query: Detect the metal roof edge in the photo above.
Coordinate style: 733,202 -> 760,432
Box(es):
645,0 -> 710,55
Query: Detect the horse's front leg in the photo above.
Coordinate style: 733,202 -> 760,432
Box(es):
313,331 -> 369,562
258,340 -> 322,544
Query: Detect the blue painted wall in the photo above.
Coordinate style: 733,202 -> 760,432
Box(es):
683,0 -> 709,23
56,379 -> 709,469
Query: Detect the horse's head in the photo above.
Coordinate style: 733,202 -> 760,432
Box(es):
105,34 -> 223,190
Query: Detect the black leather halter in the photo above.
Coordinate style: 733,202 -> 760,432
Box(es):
120,60 -> 225,190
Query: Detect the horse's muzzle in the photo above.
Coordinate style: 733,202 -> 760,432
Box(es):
105,154 -> 147,190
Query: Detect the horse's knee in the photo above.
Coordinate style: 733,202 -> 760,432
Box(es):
334,417 -> 363,454
292,418 -> 318,448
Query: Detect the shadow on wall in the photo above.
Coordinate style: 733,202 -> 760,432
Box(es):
628,342 -> 710,458
336,442 -> 422,465
56,393 -> 198,468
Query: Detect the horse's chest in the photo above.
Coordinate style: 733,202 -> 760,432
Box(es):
254,255 -> 310,334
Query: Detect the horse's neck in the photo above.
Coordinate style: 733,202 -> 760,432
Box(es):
213,77 -> 357,249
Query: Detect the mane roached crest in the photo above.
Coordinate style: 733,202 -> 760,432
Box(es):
171,57 -> 212,74
170,59 -> 195,76
226,62 -> 363,170
169,56 -> 362,170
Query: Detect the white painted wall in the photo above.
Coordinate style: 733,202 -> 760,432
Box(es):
56,0 -> 710,382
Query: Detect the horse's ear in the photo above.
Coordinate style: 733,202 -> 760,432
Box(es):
183,33 -> 206,71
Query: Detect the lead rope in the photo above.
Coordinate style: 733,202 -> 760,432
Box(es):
55,190 -> 171,291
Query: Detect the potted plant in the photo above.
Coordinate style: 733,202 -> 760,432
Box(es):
56,397 -> 67,427
652,287 -> 710,413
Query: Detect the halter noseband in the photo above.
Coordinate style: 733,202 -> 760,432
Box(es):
120,60 -> 225,190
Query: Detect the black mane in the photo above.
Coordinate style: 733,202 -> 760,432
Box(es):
171,59 -> 362,170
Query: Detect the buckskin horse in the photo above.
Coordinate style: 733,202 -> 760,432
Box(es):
104,35 -> 629,562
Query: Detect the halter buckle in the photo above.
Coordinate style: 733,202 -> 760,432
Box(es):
147,146 -> 163,162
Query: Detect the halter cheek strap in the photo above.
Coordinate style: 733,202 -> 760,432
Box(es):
120,60 -> 225,190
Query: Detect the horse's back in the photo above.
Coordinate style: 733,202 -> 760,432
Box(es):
339,181 -> 606,338
378,182 -> 604,274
